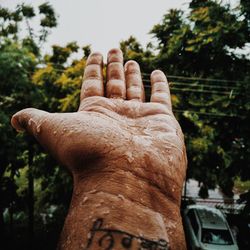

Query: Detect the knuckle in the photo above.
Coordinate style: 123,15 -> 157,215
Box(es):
84,65 -> 102,80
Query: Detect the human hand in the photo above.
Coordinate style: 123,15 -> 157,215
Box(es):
11,48 -> 187,249
11,48 -> 186,193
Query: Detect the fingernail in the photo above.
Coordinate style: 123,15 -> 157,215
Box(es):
11,115 -> 25,132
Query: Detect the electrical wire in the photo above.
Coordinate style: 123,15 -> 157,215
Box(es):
144,85 -> 241,96
141,73 -> 244,84
172,109 -> 245,118
11,67 -> 248,119
21,66 -> 249,96
142,79 -> 241,91
35,65 -> 246,85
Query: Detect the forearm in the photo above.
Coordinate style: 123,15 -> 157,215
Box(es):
57,169 -> 186,250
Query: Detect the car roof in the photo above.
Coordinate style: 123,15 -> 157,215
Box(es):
187,205 -> 228,229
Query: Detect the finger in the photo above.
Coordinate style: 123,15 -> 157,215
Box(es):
80,52 -> 104,101
11,108 -> 63,137
11,108 -> 54,150
11,108 -> 70,166
11,108 -> 51,134
106,48 -> 126,99
150,70 -> 172,110
11,108 -> 64,156
125,60 -> 145,101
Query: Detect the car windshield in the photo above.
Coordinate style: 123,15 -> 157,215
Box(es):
202,228 -> 233,245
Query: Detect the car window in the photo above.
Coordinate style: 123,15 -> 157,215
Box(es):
201,228 -> 233,245
187,210 -> 199,237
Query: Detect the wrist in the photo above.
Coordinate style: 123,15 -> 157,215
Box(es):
73,168 -> 181,211
58,161 -> 186,249
59,174 -> 185,250
62,190 -> 170,249
72,157 -> 184,208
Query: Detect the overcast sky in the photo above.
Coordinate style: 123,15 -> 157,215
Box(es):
1,0 -> 192,58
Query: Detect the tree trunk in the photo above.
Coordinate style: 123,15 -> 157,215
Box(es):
28,142 -> 34,250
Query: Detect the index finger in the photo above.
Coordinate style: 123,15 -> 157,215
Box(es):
80,52 -> 104,101
150,70 -> 172,111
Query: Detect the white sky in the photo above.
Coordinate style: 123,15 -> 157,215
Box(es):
1,0 -> 191,58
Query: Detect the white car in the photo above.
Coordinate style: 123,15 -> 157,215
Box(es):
183,205 -> 238,250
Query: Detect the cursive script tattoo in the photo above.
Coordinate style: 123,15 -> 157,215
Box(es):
84,218 -> 169,250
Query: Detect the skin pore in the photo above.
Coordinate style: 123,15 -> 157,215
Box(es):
11,49 -> 187,249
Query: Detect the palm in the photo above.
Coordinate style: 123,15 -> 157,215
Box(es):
77,95 -> 183,153
11,49 -> 186,195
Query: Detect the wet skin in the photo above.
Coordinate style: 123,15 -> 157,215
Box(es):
11,49 -> 187,249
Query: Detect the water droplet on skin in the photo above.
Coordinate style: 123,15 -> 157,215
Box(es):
66,237 -> 71,244
36,125 -> 41,133
88,189 -> 97,194
75,189 -> 80,196
168,155 -> 174,166
81,196 -> 88,204
117,194 -> 125,201
126,152 -> 134,163
28,119 -> 33,126
102,210 -> 110,215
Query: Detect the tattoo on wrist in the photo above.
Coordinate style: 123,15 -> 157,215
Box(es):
84,218 -> 169,250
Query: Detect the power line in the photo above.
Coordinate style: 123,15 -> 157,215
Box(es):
143,79 -> 241,91
170,81 -> 241,90
35,66 -> 245,85
171,87 -> 238,96
144,85 -> 240,96
173,109 -> 245,118
20,65 -> 249,96
11,67 -> 248,119
24,62 -> 246,85
141,73 -> 244,84
31,66 -> 247,89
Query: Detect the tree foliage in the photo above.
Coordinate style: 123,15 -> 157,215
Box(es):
0,0 -> 250,249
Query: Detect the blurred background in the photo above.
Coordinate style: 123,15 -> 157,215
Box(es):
0,0 -> 249,249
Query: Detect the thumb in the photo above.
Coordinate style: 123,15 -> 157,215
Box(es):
11,108 -> 60,158
11,108 -> 51,137
11,107 -> 59,152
